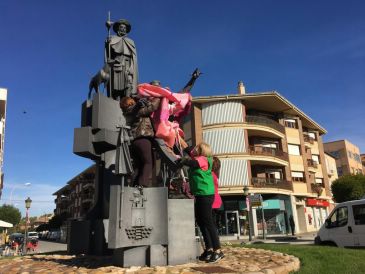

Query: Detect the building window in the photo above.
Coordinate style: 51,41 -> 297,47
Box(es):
315,178 -> 324,186
354,153 -> 361,163
288,144 -> 301,155
327,206 -> 348,228
348,151 -> 353,159
308,132 -> 316,140
330,150 -> 341,158
284,119 -> 297,129
353,204 -> 365,225
312,154 -> 320,164
291,171 -> 305,182
337,167 -> 343,176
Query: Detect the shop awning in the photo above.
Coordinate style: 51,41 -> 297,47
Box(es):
0,220 -> 13,228
306,198 -> 329,207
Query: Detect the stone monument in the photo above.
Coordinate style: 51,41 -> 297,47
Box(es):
71,14 -> 200,267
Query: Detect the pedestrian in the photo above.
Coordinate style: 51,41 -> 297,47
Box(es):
120,95 -> 160,187
289,214 -> 295,236
179,142 -> 224,263
212,157 -> 222,223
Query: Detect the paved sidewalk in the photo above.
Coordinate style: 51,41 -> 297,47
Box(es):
221,232 -> 316,246
0,246 -> 300,274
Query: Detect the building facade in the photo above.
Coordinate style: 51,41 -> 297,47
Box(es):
361,154 -> 365,174
0,88 -> 7,199
324,152 -> 338,211
323,140 -> 363,176
184,83 -> 332,237
53,165 -> 95,219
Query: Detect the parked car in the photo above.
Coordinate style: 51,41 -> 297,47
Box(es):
9,233 -> 24,248
48,230 -> 61,241
27,231 -> 39,239
315,199 -> 365,247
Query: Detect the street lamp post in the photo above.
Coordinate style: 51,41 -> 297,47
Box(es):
23,197 -> 32,255
243,186 -> 252,241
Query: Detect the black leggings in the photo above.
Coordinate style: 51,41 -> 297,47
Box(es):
132,138 -> 154,187
195,195 -> 221,250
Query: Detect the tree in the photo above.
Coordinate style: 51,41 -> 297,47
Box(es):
36,223 -> 49,232
331,174 -> 365,203
48,212 -> 69,229
0,204 -> 22,225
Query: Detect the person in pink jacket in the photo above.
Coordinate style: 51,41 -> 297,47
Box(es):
212,157 -> 222,210
212,156 -> 223,237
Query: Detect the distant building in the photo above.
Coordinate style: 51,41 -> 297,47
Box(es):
361,154 -> 365,175
324,152 -> 338,210
0,88 -> 7,199
33,214 -> 53,228
323,140 -> 363,176
53,165 -> 95,219
184,82 -> 332,235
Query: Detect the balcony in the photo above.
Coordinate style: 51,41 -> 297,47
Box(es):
81,192 -> 94,203
311,183 -> 324,196
307,159 -> 318,168
245,115 -> 285,134
303,135 -> 315,144
82,182 -> 94,190
251,177 -> 293,191
248,145 -> 289,162
56,196 -> 70,204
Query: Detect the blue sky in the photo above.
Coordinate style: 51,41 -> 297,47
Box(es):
0,0 -> 364,216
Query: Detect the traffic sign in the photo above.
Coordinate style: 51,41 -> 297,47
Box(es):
249,194 -> 263,207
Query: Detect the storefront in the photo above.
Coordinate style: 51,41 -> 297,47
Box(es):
305,198 -> 330,229
216,194 -> 293,237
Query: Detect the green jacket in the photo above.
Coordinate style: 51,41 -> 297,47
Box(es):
188,156 -> 215,196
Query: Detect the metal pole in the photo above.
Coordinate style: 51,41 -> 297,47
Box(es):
248,204 -> 252,241
24,208 -> 28,255
262,205 -> 266,240
246,196 -> 252,241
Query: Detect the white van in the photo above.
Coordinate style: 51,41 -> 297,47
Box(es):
315,199 -> 365,247
27,231 -> 39,239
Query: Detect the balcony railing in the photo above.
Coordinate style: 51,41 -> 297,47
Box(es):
311,183 -> 324,195
251,177 -> 293,191
248,145 -> 289,161
307,159 -> 318,168
245,115 -> 285,134
82,182 -> 94,190
81,193 -> 94,203
56,196 -> 70,204
303,135 -> 315,144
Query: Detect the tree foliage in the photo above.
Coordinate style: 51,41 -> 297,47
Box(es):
0,204 -> 22,225
48,212 -> 69,229
331,174 -> 365,203
36,223 -> 49,232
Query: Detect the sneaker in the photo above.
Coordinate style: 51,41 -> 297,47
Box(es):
209,251 -> 224,263
198,250 -> 213,261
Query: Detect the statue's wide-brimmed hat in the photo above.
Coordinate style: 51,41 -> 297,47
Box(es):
113,19 -> 131,33
150,80 -> 161,86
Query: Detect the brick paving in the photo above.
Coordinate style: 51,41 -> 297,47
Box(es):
0,247 -> 300,274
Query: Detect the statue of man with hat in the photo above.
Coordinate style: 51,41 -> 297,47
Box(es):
89,18 -> 138,99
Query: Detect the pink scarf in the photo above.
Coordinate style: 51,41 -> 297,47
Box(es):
137,83 -> 191,147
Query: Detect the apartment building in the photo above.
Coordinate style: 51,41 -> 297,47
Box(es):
324,152 -> 338,211
361,154 -> 365,174
184,82 -> 331,236
323,140 -> 363,176
53,165 -> 95,219
0,88 -> 7,199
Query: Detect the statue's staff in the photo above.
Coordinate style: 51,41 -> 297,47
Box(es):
105,11 -> 113,97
